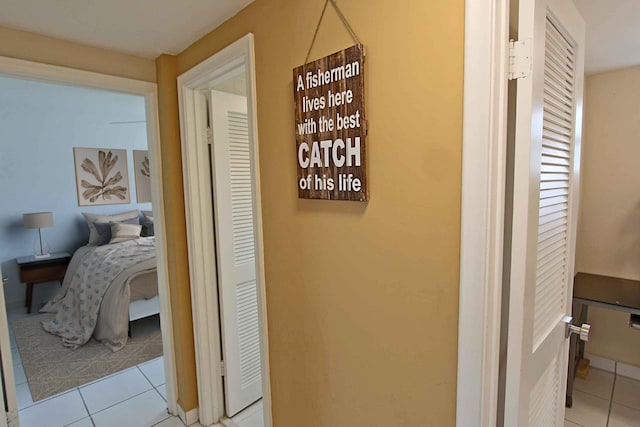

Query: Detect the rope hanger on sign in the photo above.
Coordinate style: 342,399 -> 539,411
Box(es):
304,0 -> 363,66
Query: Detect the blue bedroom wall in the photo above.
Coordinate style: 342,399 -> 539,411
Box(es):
0,76 -> 151,309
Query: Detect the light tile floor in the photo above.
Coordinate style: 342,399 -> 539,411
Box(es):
229,400 -> 264,427
565,367 -> 640,427
7,307 -> 194,427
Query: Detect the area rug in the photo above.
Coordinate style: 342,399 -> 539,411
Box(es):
12,313 -> 163,402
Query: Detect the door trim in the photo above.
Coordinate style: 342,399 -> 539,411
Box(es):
457,0 -> 510,426
0,265 -> 17,426
177,33 -> 273,427
0,55 -> 178,416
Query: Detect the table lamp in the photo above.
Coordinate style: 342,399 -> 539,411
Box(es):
23,212 -> 53,258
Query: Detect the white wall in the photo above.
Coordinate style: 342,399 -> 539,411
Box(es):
0,76 -> 151,309
576,65 -> 640,367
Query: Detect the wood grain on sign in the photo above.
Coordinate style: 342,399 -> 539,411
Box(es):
293,44 -> 368,201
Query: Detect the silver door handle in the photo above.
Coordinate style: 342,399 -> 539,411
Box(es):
562,316 -> 590,341
2,276 -> 8,284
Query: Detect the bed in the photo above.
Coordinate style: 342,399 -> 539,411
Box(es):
41,211 -> 159,352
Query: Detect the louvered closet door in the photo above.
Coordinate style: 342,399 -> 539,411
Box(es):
210,90 -> 262,417
504,0 -> 585,425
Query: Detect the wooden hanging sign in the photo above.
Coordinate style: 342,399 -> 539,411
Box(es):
293,44 -> 368,201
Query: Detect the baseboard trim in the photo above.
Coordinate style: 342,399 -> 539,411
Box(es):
584,352 -> 640,381
617,362 -> 640,381
5,299 -> 24,311
178,404 -> 199,426
584,353 -> 616,373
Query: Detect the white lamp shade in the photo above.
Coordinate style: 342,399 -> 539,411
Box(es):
23,212 -> 54,229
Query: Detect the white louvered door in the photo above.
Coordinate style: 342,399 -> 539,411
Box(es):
504,0 -> 584,425
209,90 -> 262,417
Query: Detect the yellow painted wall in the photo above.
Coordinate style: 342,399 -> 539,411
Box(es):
0,25 -> 156,82
576,66 -> 640,367
155,54 -> 199,411
159,0 -> 465,425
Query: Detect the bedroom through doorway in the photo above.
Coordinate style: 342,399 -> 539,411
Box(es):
0,64 -> 176,427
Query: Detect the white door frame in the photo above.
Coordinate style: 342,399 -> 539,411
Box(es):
0,55 -> 178,416
177,34 -> 273,427
456,0 -> 510,425
0,265 -> 18,426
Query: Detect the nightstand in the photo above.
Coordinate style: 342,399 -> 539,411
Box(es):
16,252 -> 71,313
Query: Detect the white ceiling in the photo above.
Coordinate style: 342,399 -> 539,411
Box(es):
0,0 -> 254,58
574,0 -> 640,75
0,1 -> 636,74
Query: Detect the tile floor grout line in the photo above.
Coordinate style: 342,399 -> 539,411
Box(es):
13,363 -> 27,386
605,363 -> 617,427
610,364 -> 640,413
89,387 -> 156,417
77,385 -> 96,427
609,400 -> 640,412
139,355 -> 163,367
137,361 -> 168,399
12,309 -> 164,426
565,368 -> 615,427
10,308 -> 168,426
137,363 -> 157,387
18,364 -> 144,413
138,363 -> 171,410
16,382 -> 34,412
571,387 -> 613,402
79,364 -> 141,390
19,386 -> 88,427
149,412 -> 176,427
154,384 -> 167,403
18,382 -> 79,411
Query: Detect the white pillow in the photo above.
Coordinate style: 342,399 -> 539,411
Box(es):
141,210 -> 154,222
83,210 -> 139,245
109,223 -> 142,244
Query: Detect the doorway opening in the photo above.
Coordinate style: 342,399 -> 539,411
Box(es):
0,56 -> 177,426
178,34 -> 272,427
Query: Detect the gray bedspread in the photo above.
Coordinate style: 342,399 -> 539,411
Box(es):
41,237 -> 156,351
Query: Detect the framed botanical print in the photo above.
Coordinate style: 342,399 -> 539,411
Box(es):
133,149 -> 152,203
73,147 -> 130,206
